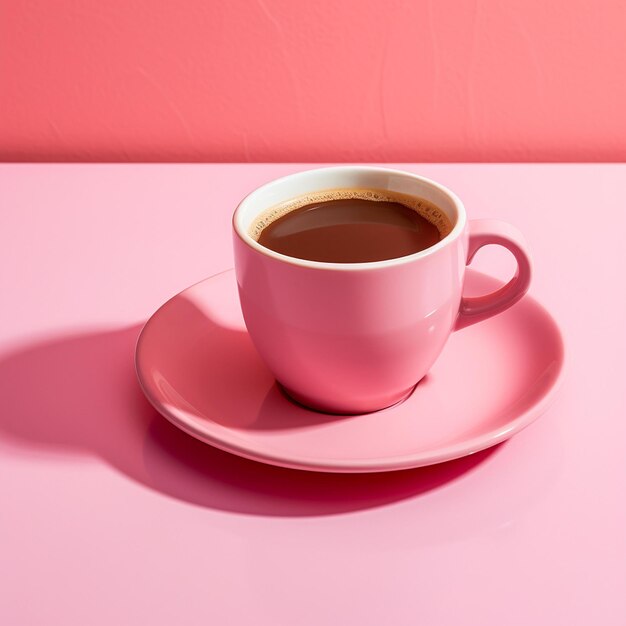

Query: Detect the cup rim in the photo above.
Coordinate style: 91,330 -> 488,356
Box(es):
232,166 -> 467,271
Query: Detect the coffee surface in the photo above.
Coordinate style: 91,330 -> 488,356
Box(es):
256,194 -> 447,263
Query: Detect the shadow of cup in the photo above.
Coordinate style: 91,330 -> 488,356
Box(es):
0,322 -> 502,517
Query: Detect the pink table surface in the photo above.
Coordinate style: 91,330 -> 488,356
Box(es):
1,164 -> 624,625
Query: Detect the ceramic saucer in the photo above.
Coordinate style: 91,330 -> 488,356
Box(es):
135,269 -> 564,473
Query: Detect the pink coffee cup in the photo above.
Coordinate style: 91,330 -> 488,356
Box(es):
233,166 -> 532,414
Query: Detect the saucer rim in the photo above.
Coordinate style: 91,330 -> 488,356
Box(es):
135,269 -> 565,474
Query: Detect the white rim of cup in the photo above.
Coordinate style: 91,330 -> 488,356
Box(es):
232,166 -> 467,271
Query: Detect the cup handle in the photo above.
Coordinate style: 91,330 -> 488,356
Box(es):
455,219 -> 532,331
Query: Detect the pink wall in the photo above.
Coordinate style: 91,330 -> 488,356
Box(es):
2,0 -> 626,162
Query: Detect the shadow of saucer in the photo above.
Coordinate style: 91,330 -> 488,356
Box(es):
144,415 -> 500,515
0,322 -> 500,517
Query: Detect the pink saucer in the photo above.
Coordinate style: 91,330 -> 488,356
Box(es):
135,269 -> 564,473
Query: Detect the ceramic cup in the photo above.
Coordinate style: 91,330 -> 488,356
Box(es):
233,166 -> 531,414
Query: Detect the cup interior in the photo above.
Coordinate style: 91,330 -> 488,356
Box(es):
233,166 -> 465,266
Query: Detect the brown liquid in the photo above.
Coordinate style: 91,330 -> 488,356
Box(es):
255,191 -> 449,263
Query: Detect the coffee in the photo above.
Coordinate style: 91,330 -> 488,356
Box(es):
252,189 -> 452,263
